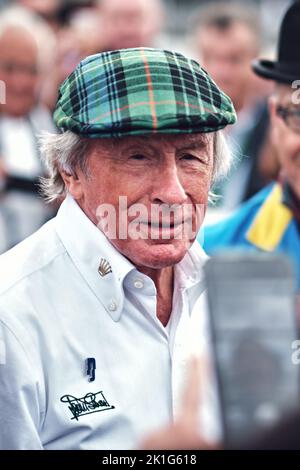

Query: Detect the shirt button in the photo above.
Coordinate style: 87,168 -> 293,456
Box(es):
108,301 -> 117,312
134,279 -> 144,289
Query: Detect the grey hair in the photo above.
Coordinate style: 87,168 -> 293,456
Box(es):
39,129 -> 233,203
39,131 -> 93,203
212,130 -> 232,183
208,130 -> 233,204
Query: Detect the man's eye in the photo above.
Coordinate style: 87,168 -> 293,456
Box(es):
180,154 -> 199,161
129,154 -> 147,161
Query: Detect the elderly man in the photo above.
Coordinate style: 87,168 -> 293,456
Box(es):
203,2 -> 300,291
0,48 -> 235,450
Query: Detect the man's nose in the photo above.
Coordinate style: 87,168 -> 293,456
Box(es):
150,166 -> 188,205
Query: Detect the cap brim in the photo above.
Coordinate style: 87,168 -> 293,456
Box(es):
252,59 -> 298,84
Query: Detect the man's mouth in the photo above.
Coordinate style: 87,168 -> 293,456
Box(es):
144,220 -> 182,228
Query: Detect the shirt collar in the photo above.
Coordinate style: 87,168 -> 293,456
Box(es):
55,194 -> 135,322
174,240 -> 208,291
282,180 -> 300,223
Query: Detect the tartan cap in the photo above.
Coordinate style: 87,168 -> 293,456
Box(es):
54,48 -> 237,138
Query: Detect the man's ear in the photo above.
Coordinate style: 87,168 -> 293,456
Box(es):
61,170 -> 84,200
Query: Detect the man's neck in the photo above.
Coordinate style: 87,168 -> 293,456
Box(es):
138,266 -> 174,327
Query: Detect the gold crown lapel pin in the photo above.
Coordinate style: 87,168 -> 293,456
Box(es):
98,258 -> 113,277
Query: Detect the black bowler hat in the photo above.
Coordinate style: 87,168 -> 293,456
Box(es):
252,1 -> 300,83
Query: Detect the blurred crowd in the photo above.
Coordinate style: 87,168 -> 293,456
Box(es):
0,0 -> 284,252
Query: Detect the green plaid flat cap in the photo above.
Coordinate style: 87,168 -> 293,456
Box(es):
54,47 -> 237,137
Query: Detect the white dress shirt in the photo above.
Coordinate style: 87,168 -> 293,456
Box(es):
0,194 -> 220,450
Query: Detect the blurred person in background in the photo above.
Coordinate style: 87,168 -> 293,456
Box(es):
41,0 -> 165,113
0,6 -> 57,252
98,0 -> 164,51
202,2 -> 300,293
16,0 -> 62,31
193,2 -> 277,210
40,3 -> 104,112
17,0 -> 98,32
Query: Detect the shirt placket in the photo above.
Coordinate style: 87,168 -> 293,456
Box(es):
170,286 -> 191,421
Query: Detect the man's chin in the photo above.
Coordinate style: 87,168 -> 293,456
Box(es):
126,241 -> 191,270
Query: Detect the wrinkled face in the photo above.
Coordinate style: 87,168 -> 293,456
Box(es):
0,27 -> 39,117
197,23 -> 257,110
270,85 -> 300,200
99,0 -> 161,50
68,133 -> 214,270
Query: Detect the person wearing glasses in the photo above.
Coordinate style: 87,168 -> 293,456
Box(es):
202,1 -> 300,291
